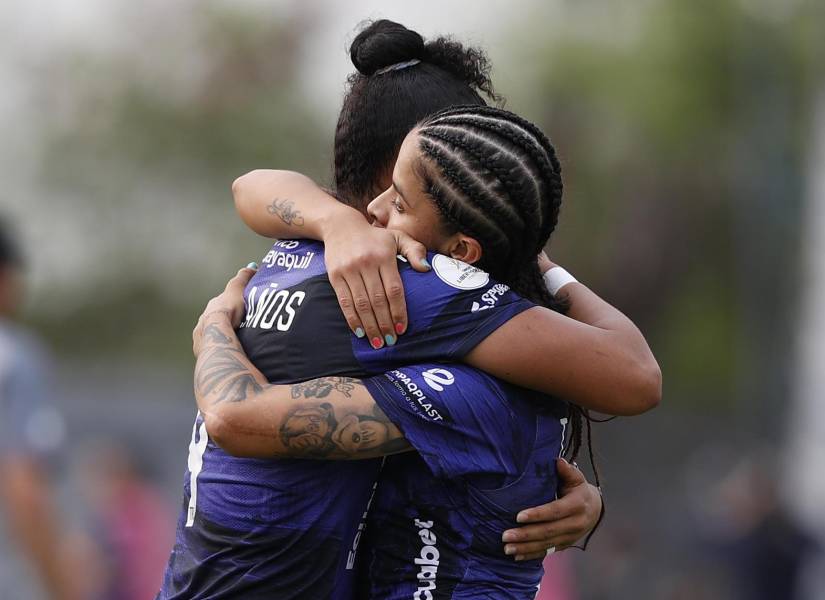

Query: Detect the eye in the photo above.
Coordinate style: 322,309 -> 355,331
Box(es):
392,196 -> 404,213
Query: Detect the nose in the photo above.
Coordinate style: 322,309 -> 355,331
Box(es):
367,188 -> 392,227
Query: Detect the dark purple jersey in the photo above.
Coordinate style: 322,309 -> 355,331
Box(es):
158,240 -> 533,599
358,365 -> 567,599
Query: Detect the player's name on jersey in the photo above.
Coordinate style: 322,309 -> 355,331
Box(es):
241,285 -> 306,331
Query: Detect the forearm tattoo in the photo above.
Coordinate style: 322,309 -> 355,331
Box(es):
195,322 -> 262,404
281,378 -> 409,458
202,323 -> 231,345
266,197 -> 305,227
195,322 -> 410,459
289,377 -> 358,400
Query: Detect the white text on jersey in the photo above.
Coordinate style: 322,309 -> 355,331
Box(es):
389,370 -> 444,422
413,518 -> 439,600
262,248 -> 315,272
241,285 -> 306,331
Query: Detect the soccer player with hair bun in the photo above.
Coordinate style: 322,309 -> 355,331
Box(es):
159,20 -> 660,599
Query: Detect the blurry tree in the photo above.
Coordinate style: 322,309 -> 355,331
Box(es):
26,1 -> 328,363
504,0 -> 824,422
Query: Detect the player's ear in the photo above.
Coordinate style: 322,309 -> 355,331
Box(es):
445,234 -> 482,265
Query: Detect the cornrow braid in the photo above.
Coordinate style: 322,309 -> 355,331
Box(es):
425,105 -> 564,245
417,105 -> 562,290
416,104 -> 593,481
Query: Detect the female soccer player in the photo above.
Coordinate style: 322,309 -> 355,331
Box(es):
158,22 -> 658,599
189,105 -> 659,598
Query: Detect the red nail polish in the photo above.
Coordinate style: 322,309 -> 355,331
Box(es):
395,323 -> 405,335
371,337 -> 383,349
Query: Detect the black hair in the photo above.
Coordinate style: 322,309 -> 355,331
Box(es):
0,218 -> 22,269
416,105 -> 596,472
334,19 -> 501,210
333,22 -> 597,487
417,105 -> 564,309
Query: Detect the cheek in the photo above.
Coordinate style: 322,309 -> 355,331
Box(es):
387,213 -> 441,248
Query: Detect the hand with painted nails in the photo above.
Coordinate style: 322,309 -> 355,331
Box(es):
322,213 -> 429,349
501,459 -> 603,561
192,264 -> 258,357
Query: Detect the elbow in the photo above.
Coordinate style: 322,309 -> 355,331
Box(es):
231,170 -> 260,207
201,408 -> 251,457
632,359 -> 662,415
201,406 -> 284,459
201,408 -> 233,452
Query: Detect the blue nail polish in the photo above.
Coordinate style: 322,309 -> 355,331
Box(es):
355,327 -> 365,338
421,258 -> 431,269
246,262 -> 258,270
385,334 -> 396,346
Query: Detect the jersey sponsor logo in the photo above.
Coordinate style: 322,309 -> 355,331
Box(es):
388,370 -> 444,422
422,368 -> 454,392
470,283 -> 511,312
241,284 -> 306,331
261,247 -> 315,272
413,518 -> 439,600
431,255 -> 490,290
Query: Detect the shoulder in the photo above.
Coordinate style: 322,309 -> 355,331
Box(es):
399,253 -> 524,311
0,322 -> 47,378
399,253 -> 491,290
368,363 -> 515,425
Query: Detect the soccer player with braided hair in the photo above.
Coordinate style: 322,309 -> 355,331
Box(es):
189,106 -> 657,597
159,20 -> 659,599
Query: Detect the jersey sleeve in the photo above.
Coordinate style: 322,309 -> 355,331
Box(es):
363,364 -> 532,486
354,253 -> 534,373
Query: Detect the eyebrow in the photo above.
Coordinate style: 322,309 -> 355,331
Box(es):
392,179 -> 413,207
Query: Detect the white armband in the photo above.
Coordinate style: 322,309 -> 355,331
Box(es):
543,267 -> 577,296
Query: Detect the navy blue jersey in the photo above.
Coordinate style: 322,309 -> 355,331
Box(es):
158,240 -> 533,599
358,365 -> 568,600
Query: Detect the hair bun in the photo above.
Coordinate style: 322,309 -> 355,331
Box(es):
350,20 -> 426,76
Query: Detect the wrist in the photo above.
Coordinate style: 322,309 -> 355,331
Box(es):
202,308 -> 233,328
543,267 -> 578,296
318,203 -> 366,241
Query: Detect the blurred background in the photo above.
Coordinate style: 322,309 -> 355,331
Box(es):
1,0 -> 824,598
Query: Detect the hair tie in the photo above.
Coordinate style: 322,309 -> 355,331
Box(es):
374,59 -> 421,76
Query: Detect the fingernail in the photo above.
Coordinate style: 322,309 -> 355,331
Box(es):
502,531 -> 517,543
516,512 -> 528,523
515,555 -> 525,562
371,337 -> 384,349
504,545 -> 516,556
384,334 -> 396,346
355,327 -> 365,338
395,323 -> 405,335
421,258 -> 431,269
246,262 -> 258,270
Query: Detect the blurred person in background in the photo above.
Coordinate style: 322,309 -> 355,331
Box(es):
77,441 -> 174,600
700,453 -> 817,600
0,217 -> 79,600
